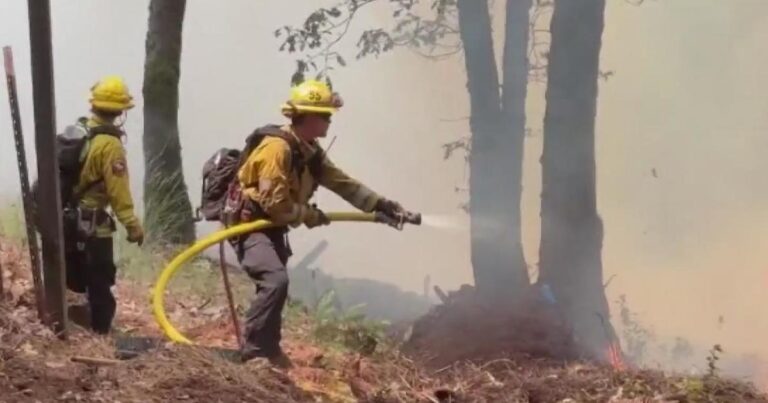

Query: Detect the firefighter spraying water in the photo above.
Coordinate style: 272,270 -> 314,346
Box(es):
152,78 -> 421,367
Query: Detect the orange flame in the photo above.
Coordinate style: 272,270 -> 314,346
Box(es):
607,341 -> 626,371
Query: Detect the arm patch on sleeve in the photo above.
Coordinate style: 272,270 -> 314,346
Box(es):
112,159 -> 127,176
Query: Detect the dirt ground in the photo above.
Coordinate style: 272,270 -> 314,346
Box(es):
402,284 -> 579,369
2,238 -> 767,402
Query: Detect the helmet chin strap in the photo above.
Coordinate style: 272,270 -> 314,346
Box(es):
115,110 -> 129,145
114,110 -> 128,128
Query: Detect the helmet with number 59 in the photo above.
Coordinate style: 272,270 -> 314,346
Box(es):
280,79 -> 343,118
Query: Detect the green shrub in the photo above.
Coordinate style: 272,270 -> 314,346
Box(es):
310,289 -> 388,355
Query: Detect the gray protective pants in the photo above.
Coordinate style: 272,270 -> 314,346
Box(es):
236,229 -> 291,357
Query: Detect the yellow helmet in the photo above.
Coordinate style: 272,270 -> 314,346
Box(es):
89,75 -> 134,112
280,79 -> 343,118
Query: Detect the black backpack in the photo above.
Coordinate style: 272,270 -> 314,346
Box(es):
30,118 -> 123,223
196,124 -> 323,223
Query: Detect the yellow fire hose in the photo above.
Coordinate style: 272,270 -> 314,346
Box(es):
151,211 -> 416,345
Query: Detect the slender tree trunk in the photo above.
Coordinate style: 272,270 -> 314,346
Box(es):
500,0 -> 534,290
142,0 -> 195,245
538,0 -> 615,359
457,0 -> 529,298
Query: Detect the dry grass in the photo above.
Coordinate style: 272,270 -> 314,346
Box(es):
2,235 -> 767,403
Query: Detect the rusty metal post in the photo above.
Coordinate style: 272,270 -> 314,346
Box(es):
27,0 -> 67,337
3,46 -> 46,320
0,245 -> 3,299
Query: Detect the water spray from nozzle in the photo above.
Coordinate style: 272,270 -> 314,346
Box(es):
420,214 -> 467,231
374,210 -> 470,232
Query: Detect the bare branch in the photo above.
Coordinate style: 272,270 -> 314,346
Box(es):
276,0 -> 559,87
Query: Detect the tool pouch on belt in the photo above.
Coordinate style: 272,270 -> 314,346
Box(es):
227,196 -> 292,260
82,208 -> 114,233
63,207 -> 114,252
62,207 -> 84,253
222,182 -> 246,228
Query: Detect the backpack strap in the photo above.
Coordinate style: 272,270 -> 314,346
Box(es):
305,144 -> 325,181
87,124 -> 124,139
240,124 -> 324,186
234,125 -> 329,223
266,129 -> 308,175
239,124 -> 284,166
69,123 -> 126,206
261,125 -> 323,176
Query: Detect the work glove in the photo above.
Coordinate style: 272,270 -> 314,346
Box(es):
304,204 -> 330,229
374,198 -> 406,229
374,198 -> 404,219
126,224 -> 144,246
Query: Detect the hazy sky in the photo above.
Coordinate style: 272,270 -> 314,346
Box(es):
0,0 -> 471,292
1,0 -> 767,367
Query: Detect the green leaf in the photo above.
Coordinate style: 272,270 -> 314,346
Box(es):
291,70 -> 305,87
315,289 -> 338,317
346,303 -> 366,314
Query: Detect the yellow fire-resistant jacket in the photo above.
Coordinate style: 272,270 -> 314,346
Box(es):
76,116 -> 140,238
237,125 -> 381,227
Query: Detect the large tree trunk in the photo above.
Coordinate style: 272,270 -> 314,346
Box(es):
456,0 -> 529,298
142,0 -> 195,245
538,0 -> 615,359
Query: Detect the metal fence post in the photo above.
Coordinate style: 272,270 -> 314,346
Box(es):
3,46 -> 46,320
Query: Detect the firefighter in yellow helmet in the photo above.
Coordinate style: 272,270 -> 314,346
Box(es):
66,75 -> 144,334
233,79 -> 411,365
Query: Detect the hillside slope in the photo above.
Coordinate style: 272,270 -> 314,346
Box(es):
2,238 -> 766,402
